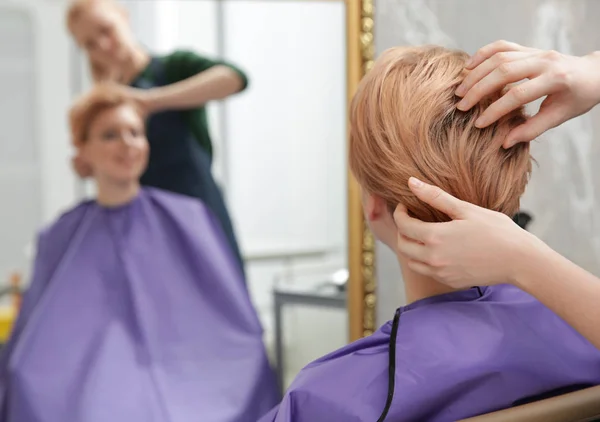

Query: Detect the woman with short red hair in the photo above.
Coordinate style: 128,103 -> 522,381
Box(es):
0,85 -> 279,422
260,45 -> 600,422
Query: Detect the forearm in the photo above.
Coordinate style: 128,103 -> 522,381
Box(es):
148,65 -> 244,112
510,51 -> 600,349
515,236 -> 600,350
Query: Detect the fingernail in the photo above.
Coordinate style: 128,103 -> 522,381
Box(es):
502,141 -> 515,149
455,85 -> 465,97
465,57 -> 473,68
408,177 -> 424,188
475,117 -> 487,128
456,100 -> 467,111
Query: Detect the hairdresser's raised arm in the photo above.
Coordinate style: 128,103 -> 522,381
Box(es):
143,65 -> 245,113
455,40 -> 600,147
395,178 -> 600,350
101,65 -> 244,117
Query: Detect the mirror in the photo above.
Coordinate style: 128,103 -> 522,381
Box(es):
0,0 -> 369,400
346,0 -> 376,341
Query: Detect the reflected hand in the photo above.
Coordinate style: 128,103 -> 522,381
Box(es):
393,177 -> 541,288
97,83 -> 158,115
455,40 -> 600,147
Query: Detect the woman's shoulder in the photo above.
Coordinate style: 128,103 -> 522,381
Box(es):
142,187 -> 214,219
143,186 -> 202,206
31,201 -> 96,273
278,331 -> 390,421
38,200 -> 95,243
307,326 -> 390,368
287,328 -> 390,391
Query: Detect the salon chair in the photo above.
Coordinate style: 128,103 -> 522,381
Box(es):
460,384 -> 600,422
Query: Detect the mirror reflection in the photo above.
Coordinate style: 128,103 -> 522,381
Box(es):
0,0 -> 348,419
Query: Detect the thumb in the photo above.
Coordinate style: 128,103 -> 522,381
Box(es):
408,177 -> 467,219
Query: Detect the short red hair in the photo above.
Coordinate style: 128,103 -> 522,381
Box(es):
349,45 -> 532,223
69,83 -> 143,147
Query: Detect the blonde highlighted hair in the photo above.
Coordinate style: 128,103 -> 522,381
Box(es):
349,45 -> 532,223
66,0 -> 106,29
69,83 -> 143,147
66,0 -> 125,82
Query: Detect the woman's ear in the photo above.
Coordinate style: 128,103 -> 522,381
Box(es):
72,147 -> 94,178
363,192 -> 388,223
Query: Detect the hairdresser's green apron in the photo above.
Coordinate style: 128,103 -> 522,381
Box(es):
131,55 -> 246,278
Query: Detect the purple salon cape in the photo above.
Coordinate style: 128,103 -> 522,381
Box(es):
0,188 -> 279,422
261,286 -> 600,422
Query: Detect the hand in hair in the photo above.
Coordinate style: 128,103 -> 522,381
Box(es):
99,83 -> 157,115
393,177 -> 542,288
395,177 -> 600,351
454,40 -> 600,147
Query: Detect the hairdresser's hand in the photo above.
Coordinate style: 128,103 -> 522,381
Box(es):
455,40 -> 600,147
121,86 -> 162,114
71,153 -> 92,179
98,83 -> 158,115
394,177 -> 542,288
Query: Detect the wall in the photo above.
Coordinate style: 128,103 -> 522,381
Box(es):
221,0 -> 347,319
375,0 -> 600,322
0,0 -> 77,286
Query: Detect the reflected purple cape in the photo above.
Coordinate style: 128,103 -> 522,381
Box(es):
0,188 -> 279,422
261,286 -> 600,422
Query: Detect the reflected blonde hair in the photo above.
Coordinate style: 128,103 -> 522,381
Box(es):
349,45 -> 532,223
66,0 -> 126,82
66,0 -> 111,29
69,84 -> 143,147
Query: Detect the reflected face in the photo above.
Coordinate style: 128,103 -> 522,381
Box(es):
80,104 -> 148,184
70,3 -> 133,69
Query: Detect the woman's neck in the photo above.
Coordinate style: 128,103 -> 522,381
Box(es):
96,181 -> 140,208
400,264 -> 463,304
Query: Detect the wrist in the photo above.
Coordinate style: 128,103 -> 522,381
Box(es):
144,87 -> 168,113
509,231 -> 552,291
584,51 -> 600,106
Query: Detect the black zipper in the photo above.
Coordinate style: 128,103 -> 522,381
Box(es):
376,308 -> 401,422
377,287 -> 485,421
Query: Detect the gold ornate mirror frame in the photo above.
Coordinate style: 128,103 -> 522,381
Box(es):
346,0 -> 375,342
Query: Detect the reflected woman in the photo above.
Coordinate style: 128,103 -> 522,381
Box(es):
260,46 -> 600,422
67,0 -> 247,274
0,85 -> 278,422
